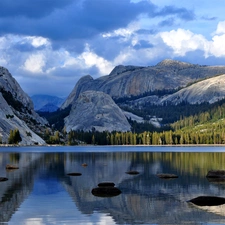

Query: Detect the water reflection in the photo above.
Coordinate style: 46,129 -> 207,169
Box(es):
0,149 -> 225,224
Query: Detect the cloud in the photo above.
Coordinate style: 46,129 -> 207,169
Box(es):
159,29 -> 208,56
156,5 -> 196,21
0,0 -> 74,18
215,21 -> 225,35
158,17 -> 175,27
0,0 -> 156,42
22,54 -> 46,74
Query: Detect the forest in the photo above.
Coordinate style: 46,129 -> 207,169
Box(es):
41,98 -> 225,145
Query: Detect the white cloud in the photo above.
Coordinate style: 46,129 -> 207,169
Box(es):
159,29 -> 208,56
215,21 -> 225,35
22,54 -> 46,74
79,44 -> 114,75
28,36 -> 50,48
208,34 -> 225,57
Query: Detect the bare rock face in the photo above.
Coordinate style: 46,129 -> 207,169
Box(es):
160,74 -> 225,105
64,91 -> 131,132
0,67 -> 46,145
61,59 -> 225,109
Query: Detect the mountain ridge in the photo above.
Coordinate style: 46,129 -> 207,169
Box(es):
61,59 -> 225,109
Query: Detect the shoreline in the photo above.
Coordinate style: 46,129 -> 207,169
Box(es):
1,143 -> 225,147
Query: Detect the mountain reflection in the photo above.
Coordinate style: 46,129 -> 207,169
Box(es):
1,150 -> 225,224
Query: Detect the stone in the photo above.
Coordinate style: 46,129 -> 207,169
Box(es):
67,173 -> 82,176
188,196 -> 225,206
126,171 -> 139,175
206,170 -> 225,178
156,173 -> 178,179
98,182 -> 115,187
6,164 -> 19,170
91,186 -> 121,197
0,177 -> 8,182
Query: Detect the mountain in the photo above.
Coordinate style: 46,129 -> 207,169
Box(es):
61,59 -> 225,109
64,91 -> 131,132
160,74 -> 225,105
38,103 -> 60,112
0,67 -> 47,145
31,94 -> 64,112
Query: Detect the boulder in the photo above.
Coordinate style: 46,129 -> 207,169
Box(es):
91,186 -> 121,197
0,177 -> 8,182
188,196 -> 225,206
6,164 -> 19,170
206,170 -> 225,178
98,182 -> 115,187
156,173 -> 178,179
126,171 -> 139,175
67,172 -> 82,176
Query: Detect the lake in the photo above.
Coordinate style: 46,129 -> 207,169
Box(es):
1,145 -> 225,224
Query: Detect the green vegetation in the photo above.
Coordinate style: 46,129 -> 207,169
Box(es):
38,98 -> 225,145
8,129 -> 22,144
37,106 -> 71,131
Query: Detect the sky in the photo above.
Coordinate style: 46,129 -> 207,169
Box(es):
1,0 -> 225,97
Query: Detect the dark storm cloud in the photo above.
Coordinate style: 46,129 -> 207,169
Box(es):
0,0 -> 195,42
0,0 -> 156,41
0,0 -> 74,18
156,5 -> 195,21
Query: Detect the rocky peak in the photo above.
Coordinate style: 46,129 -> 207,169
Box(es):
156,59 -> 194,69
109,65 -> 143,76
64,91 -> 131,132
61,75 -> 93,109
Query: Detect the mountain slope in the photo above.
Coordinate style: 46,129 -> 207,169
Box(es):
160,74 -> 225,105
61,59 -> 225,109
64,91 -> 131,132
0,67 -> 47,145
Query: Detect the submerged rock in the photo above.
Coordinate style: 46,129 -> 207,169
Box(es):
156,173 -> 178,179
126,171 -> 139,175
0,177 -> 8,182
92,186 -> 121,197
6,164 -> 19,170
98,182 -> 115,187
188,196 -> 225,206
67,172 -> 82,176
206,170 -> 225,178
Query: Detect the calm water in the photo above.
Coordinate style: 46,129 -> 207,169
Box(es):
1,146 -> 225,224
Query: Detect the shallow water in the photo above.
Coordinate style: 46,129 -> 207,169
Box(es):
1,146 -> 225,224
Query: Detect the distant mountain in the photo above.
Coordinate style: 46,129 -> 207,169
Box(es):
38,103 -> 60,112
61,59 -> 225,109
0,67 -> 47,145
31,94 -> 65,111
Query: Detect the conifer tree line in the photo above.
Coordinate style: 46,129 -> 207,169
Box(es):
65,101 -> 225,145
8,129 -> 22,144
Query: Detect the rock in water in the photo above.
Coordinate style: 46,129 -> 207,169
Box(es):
188,196 -> 225,206
156,173 -> 178,179
206,170 -> 225,178
92,186 -> 121,197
